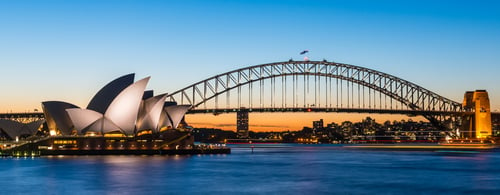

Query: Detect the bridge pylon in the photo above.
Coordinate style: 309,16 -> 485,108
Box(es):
461,90 -> 492,139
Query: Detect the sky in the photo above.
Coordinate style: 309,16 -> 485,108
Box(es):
1,0 -> 499,131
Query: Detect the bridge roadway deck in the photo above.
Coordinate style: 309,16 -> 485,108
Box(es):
1,110 -> 500,119
187,108 -> 474,116
0,112 -> 44,119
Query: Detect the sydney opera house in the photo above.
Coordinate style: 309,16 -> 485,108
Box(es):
1,73 -> 206,155
42,73 -> 191,137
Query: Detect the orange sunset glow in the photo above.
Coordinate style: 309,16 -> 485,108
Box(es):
186,113 -> 426,132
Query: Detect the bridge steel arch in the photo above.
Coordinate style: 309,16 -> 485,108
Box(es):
166,60 -> 464,127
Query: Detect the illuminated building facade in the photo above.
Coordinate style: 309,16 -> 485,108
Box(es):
42,73 -> 191,137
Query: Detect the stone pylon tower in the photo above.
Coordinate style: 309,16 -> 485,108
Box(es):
462,90 -> 492,139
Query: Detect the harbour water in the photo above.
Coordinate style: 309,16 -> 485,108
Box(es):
1,144 -> 500,194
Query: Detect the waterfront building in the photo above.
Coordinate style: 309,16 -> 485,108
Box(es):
42,73 -> 191,137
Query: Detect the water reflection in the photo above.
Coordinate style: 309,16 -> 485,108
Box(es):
0,145 -> 499,194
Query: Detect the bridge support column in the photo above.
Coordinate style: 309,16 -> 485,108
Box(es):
462,90 -> 492,139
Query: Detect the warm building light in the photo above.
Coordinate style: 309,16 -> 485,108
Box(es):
104,133 -> 126,137
136,130 -> 152,136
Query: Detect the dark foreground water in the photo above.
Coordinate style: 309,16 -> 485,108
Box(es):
1,144 -> 500,194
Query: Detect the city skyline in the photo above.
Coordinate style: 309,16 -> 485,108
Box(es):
1,0 -> 499,131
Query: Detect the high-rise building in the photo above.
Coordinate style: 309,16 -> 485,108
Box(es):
237,110 -> 249,138
313,119 -> 324,130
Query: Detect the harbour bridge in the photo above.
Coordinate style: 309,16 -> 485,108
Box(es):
165,60 -> 482,129
1,60 -> 498,132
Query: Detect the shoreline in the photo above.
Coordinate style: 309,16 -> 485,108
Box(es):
2,147 -> 231,157
2,148 -> 230,157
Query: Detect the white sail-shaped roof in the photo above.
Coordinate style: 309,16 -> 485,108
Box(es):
158,109 -> 173,130
165,105 -> 191,129
45,73 -> 193,137
104,77 -> 150,135
67,108 -> 124,134
66,108 -> 103,133
87,73 -> 135,114
42,101 -> 80,135
84,117 -> 122,134
66,77 -> 149,135
137,94 -> 168,132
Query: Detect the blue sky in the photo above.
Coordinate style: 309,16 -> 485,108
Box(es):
1,0 -> 499,128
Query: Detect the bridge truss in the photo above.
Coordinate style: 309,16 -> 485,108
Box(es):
167,60 -> 465,129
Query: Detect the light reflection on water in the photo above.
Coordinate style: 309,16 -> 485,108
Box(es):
1,145 -> 500,194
